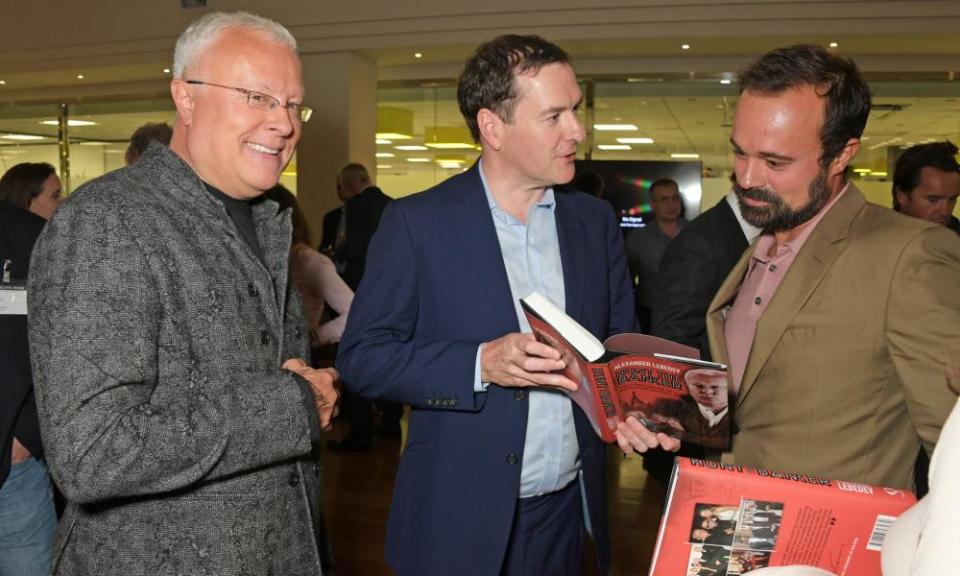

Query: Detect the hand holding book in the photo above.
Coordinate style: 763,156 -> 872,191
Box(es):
479,332 -> 578,392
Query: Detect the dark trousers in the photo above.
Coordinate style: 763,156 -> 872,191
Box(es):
500,480 -> 585,576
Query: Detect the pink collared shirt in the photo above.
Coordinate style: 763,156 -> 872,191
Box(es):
724,185 -> 848,394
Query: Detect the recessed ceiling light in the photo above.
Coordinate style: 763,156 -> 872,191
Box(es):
77,74 -> 85,80
0,80 -> 6,85
681,44 -> 691,50
616,137 -> 654,144
407,157 -> 431,162
670,153 -> 700,159
377,164 -> 392,169
376,152 -> 395,158
593,124 -> 638,131
598,144 -> 631,151
720,79 -> 732,85
39,119 -> 98,127
376,139 -> 392,145
163,68 -> 171,74
395,145 -> 429,151
829,42 -> 838,48
1,134 -> 45,141
414,52 -> 423,59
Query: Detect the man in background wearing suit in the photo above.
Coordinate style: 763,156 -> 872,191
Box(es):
327,162 -> 399,450
643,181 -> 760,484
28,12 -> 339,575
707,44 -> 960,489
338,35 -> 676,576
891,140 -> 960,234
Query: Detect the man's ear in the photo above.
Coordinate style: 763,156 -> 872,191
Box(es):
895,188 -> 910,209
476,108 -> 505,151
170,80 -> 195,126
829,137 -> 861,177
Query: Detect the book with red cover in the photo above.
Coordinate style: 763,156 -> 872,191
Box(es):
520,292 -> 728,446
649,457 -> 918,576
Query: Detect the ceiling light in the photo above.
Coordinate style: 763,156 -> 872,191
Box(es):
594,124 -> 638,131
407,157 -> 431,162
77,74 -> 85,80
598,144 -> 631,151
681,44 -> 690,50
829,42 -> 838,48
395,145 -> 428,151
414,52 -> 423,59
424,126 -> 475,149
616,137 -> 654,144
376,139 -> 392,145
853,168 -> 871,173
720,79 -> 732,85
0,80 -> 6,85
1,134 -> 45,141
377,164 -> 392,169
439,162 -> 462,169
376,152 -> 395,158
425,142 -> 475,149
39,119 -> 98,127
163,68 -> 171,74
870,171 -> 888,177
376,133 -> 413,140
670,153 -> 700,159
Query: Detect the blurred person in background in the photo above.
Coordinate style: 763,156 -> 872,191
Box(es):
892,140 -> 960,234
124,122 -> 173,165
0,162 -> 62,221
0,164 -> 59,576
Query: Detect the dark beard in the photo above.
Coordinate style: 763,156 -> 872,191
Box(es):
734,168 -> 832,232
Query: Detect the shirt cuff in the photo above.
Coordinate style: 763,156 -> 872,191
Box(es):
288,371 -> 323,444
474,344 -> 491,393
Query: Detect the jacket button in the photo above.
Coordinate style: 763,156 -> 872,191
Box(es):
514,390 -> 526,401
288,472 -> 300,487
449,398 -> 457,407
247,283 -> 258,297
506,453 -> 519,465
313,463 -> 321,476
261,330 -> 271,345
294,326 -> 303,339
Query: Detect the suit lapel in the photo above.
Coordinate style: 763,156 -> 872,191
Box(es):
736,186 -> 864,405
707,248 -> 753,366
453,164 -> 520,332
554,189 -> 586,320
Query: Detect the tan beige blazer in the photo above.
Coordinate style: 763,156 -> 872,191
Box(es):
707,185 -> 960,489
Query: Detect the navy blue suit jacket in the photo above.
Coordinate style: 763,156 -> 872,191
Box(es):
337,164 -> 635,576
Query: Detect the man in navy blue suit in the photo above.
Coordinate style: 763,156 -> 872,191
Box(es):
337,35 -> 678,576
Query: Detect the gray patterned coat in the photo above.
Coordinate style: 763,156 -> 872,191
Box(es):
28,144 -> 325,575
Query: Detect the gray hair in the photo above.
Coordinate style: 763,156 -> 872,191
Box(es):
173,12 -> 297,78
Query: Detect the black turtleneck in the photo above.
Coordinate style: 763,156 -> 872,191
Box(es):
203,183 -> 267,267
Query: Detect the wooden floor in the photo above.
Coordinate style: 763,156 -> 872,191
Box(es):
320,419 -> 668,576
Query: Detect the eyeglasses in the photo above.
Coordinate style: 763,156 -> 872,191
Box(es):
186,80 -> 313,123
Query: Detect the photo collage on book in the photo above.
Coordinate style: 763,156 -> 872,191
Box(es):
686,500 -> 784,576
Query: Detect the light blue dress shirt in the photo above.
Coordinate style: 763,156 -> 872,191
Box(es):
473,161 -> 581,499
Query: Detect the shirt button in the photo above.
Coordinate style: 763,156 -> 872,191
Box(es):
261,330 -> 271,345
506,453 -> 519,465
754,297 -> 762,305
769,264 -> 777,273
514,390 -> 526,402
247,283 -> 258,297
288,472 -> 300,487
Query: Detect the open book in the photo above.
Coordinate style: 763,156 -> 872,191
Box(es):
649,457 -> 917,575
520,291 -> 728,445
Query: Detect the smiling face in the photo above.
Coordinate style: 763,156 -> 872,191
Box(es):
731,86 -> 858,235
486,62 -> 585,189
171,27 -> 303,199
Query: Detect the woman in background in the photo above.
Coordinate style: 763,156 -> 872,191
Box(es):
0,162 -> 62,576
265,184 -> 353,348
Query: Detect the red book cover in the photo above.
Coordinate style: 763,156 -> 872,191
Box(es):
649,458 -> 917,575
520,294 -> 728,446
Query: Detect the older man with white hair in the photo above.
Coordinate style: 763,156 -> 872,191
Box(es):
28,12 -> 338,575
